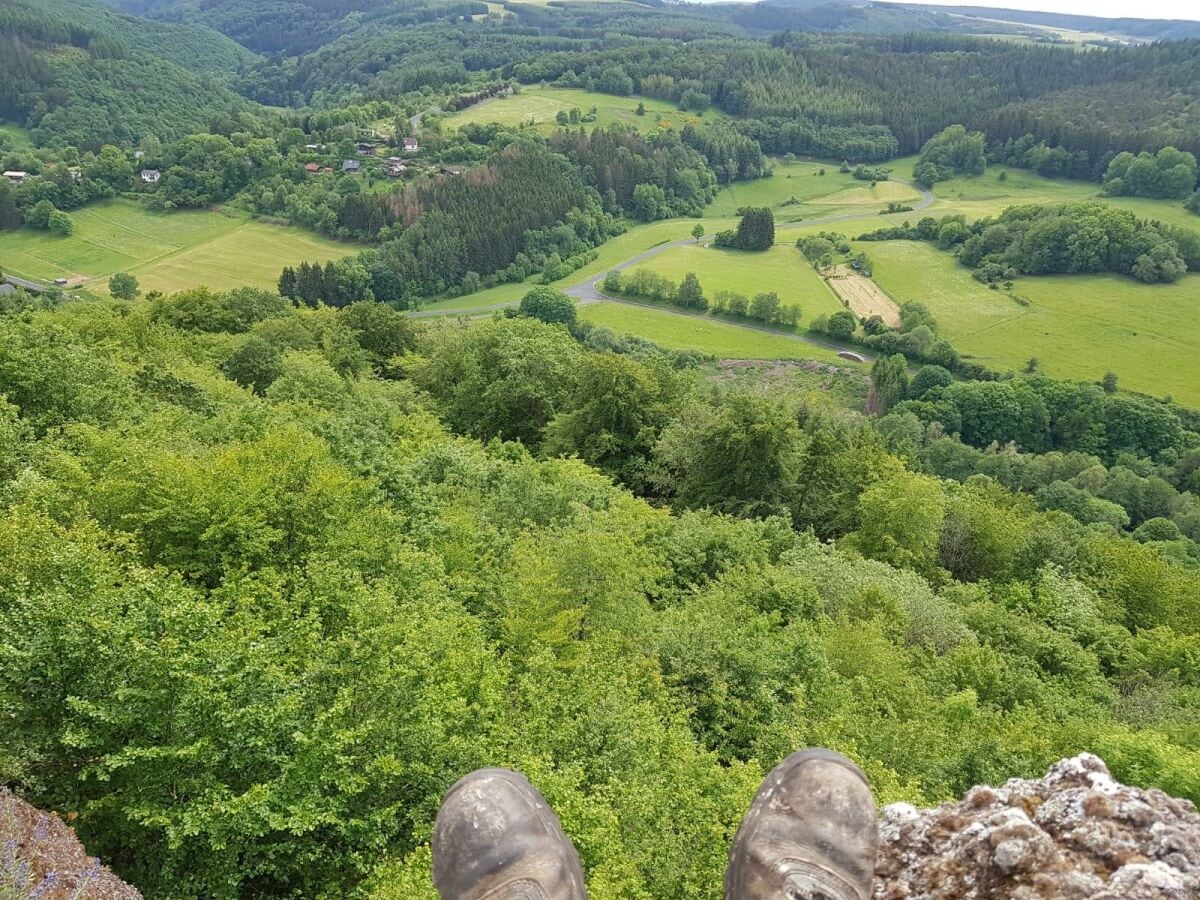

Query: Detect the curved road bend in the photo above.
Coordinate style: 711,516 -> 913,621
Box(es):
408,178 -> 934,361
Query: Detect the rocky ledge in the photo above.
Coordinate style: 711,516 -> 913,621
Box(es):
0,789 -> 140,899
4,754 -> 1198,898
876,754 -> 1200,899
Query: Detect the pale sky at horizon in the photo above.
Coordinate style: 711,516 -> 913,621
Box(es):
872,0 -> 1199,22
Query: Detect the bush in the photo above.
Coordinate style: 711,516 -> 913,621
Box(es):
826,309 -> 857,340
108,272 -> 139,300
519,286 -> 577,326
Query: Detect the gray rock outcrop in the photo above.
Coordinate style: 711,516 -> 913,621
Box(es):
875,753 -> 1200,899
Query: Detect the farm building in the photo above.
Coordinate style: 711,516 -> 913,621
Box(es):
140,169 -> 161,184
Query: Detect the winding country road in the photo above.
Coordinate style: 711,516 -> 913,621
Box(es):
409,177 -> 934,360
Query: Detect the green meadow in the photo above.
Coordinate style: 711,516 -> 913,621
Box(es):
424,160 -> 1200,376
418,219 -> 711,312
706,157 -> 921,221
445,87 -> 721,136
862,240 -> 1200,405
623,242 -> 844,319
0,122 -> 33,149
0,199 -> 355,294
579,301 -> 862,366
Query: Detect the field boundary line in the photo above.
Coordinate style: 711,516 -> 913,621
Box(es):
81,207 -> 189,250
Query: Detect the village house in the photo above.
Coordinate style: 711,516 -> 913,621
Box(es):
356,142 -> 376,155
386,157 -> 407,177
402,137 -> 419,153
140,169 -> 161,184
305,162 -> 320,173
3,171 -> 28,185
341,160 -> 361,173
440,165 -> 463,176
304,143 -> 326,152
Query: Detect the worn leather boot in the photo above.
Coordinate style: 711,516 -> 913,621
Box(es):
433,768 -> 588,900
725,749 -> 879,900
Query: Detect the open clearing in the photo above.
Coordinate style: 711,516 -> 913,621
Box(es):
0,199 -> 355,294
445,87 -> 720,136
809,181 -> 921,206
863,240 -> 1200,405
826,266 -> 901,327
626,242 -> 843,319
580,301 -> 863,366
705,158 -> 864,218
0,122 -> 33,149
429,161 -> 1200,381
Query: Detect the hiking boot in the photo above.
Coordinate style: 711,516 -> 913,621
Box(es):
725,749 -> 879,900
433,768 -> 588,900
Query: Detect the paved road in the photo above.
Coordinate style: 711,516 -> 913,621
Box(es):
409,106 -> 441,131
3,274 -> 44,294
408,176 -> 934,361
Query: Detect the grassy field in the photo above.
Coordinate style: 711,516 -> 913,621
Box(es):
0,199 -> 355,295
862,239 -> 1200,404
706,158 -> 861,218
580,301 -> 862,367
425,161 -> 1200,384
624,242 -> 844,319
445,87 -> 721,135
418,219 -> 712,312
933,165 -> 1094,203
0,122 -> 32,150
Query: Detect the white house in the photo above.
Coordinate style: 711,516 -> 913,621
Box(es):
402,137 -> 419,153
140,169 -> 161,184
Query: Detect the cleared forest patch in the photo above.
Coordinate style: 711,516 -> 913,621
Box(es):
826,265 -> 901,327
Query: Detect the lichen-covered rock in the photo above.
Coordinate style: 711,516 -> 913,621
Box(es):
875,754 -> 1200,899
0,788 -> 140,899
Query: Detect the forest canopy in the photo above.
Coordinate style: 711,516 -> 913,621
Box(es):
1,289 -> 1200,898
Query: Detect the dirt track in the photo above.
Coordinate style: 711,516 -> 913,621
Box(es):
826,266 -> 901,328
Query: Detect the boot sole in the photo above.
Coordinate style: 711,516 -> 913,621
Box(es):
724,748 -> 871,900
441,768 -> 589,899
